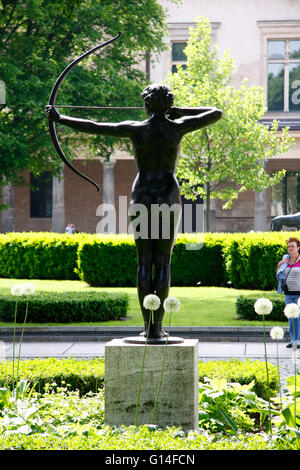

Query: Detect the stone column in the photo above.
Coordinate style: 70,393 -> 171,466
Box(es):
51,168 -> 65,233
1,183 -> 15,232
254,189 -> 267,231
99,158 -> 116,234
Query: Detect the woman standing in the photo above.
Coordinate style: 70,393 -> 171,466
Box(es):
277,237 -> 300,348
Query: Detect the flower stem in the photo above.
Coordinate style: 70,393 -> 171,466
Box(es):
292,319 -> 297,427
276,343 -> 282,410
135,312 -> 152,426
151,310 -> 173,424
262,314 -> 272,436
11,300 -> 18,392
16,298 -> 29,383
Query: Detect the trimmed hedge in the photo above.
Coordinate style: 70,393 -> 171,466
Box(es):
0,357 -> 279,400
0,231 -> 298,289
223,231 -> 298,290
0,232 -> 231,287
0,291 -> 128,323
0,358 -> 105,395
0,232 -> 83,280
76,234 -> 137,287
236,292 -> 285,321
76,233 -> 231,287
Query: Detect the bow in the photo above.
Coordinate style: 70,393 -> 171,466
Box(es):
47,32 -> 122,192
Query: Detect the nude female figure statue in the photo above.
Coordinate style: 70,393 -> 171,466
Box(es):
46,83 -> 222,339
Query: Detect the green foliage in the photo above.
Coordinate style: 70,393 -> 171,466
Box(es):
198,378 -> 273,434
77,232 -> 232,287
0,357 -> 288,450
170,233 -> 231,286
0,232 -> 84,280
0,426 -> 272,450
76,234 -> 137,286
0,357 -> 279,401
223,231 -> 294,290
0,290 -> 128,323
0,358 -> 105,396
167,17 -> 294,230
0,230 -> 296,289
198,359 -> 280,401
236,293 -> 285,321
0,0 -> 169,186
0,379 -> 38,410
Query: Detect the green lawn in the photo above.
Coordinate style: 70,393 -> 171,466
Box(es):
0,278 -> 285,327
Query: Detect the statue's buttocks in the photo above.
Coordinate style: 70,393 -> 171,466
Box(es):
130,170 -> 181,207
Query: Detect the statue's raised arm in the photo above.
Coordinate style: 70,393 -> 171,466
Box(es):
167,105 -> 222,135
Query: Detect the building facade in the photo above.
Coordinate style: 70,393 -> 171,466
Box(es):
1,0 -> 300,234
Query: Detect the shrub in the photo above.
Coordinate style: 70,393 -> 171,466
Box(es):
0,358 -> 105,395
198,358 -> 280,400
170,233 -> 231,286
0,291 -> 128,323
0,231 -> 296,289
76,234 -> 137,287
0,232 -> 84,280
76,233 -> 233,287
236,293 -> 285,322
0,357 -> 279,400
222,231 -> 298,290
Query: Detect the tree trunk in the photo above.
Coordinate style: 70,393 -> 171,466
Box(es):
205,182 -> 210,232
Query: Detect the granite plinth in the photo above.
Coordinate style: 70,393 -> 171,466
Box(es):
104,338 -> 198,431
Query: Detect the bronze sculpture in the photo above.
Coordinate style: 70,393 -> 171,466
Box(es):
270,212 -> 300,231
45,37 -> 222,341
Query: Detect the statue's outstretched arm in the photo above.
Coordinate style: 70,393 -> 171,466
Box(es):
45,105 -> 136,138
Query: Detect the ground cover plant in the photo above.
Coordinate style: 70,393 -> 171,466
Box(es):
0,284 -> 298,450
0,356 -> 298,450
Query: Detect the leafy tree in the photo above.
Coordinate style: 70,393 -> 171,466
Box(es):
0,0 -> 169,188
167,17 -> 294,231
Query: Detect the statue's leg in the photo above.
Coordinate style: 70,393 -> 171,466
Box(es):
134,237 -> 155,335
150,209 -> 180,338
152,246 -> 173,337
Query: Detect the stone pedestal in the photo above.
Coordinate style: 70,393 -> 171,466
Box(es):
104,339 -> 199,431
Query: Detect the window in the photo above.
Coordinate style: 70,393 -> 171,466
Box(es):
171,42 -> 187,73
180,193 -> 204,233
30,172 -> 53,218
271,171 -> 300,216
267,39 -> 300,112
